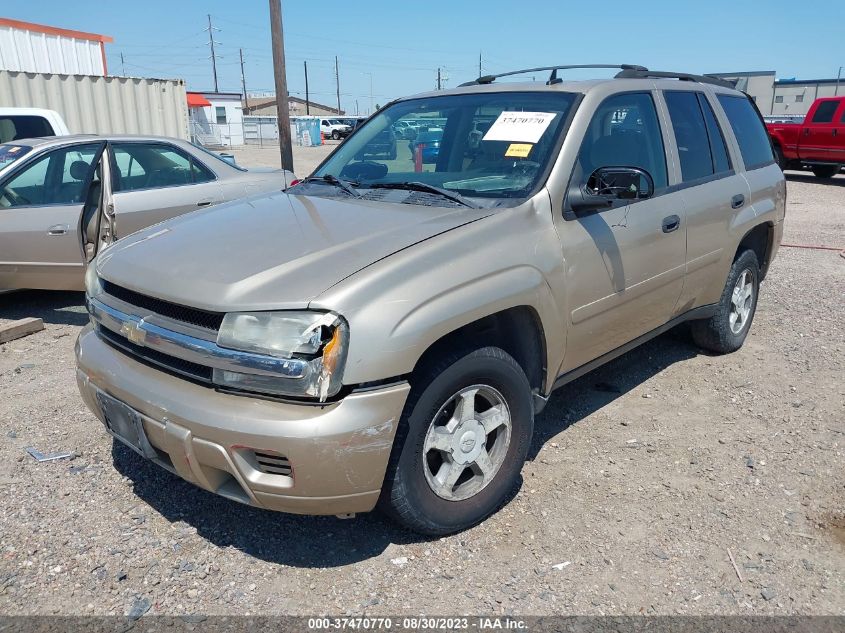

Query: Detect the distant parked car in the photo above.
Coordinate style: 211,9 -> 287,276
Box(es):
392,120 -> 418,140
409,130 -> 443,163
0,135 -> 294,291
766,95 -> 845,178
320,119 -> 352,140
0,107 -> 70,143
358,127 -> 397,160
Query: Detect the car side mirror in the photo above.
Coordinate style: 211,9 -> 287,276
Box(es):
566,166 -> 655,218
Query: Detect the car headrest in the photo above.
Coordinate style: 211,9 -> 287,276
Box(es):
69,160 -> 91,181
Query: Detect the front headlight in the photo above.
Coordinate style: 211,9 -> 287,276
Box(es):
214,311 -> 348,401
84,263 -> 102,298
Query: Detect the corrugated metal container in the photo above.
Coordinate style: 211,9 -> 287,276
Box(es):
0,71 -> 189,139
0,18 -> 110,75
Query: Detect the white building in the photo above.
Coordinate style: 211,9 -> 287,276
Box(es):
0,17 -> 113,76
187,91 -> 245,147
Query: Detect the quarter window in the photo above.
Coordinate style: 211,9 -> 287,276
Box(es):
577,92 -> 668,190
0,143 -> 100,208
811,101 -> 839,123
716,95 -> 774,171
111,143 -> 215,192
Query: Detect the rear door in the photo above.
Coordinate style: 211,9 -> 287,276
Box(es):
833,102 -> 845,164
109,141 -> 223,237
799,99 -> 840,162
662,90 -> 751,309
0,141 -> 105,290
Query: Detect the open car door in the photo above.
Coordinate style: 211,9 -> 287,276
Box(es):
0,140 -> 106,291
79,143 -> 113,265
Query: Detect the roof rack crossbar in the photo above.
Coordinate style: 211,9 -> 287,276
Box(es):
613,68 -> 736,89
458,64 -> 648,87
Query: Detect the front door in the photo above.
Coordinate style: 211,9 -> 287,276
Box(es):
559,91 -> 687,372
0,141 -> 105,290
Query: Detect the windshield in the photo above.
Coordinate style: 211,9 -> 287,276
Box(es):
314,91 -> 576,200
0,144 -> 33,171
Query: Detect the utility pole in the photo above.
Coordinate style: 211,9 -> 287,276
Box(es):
205,14 -> 220,92
437,67 -> 441,90
478,52 -> 482,78
304,61 -> 310,114
239,49 -> 249,112
836,66 -> 843,96
335,56 -> 341,115
269,0 -> 293,171
120,52 -> 125,76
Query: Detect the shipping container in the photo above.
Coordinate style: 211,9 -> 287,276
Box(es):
0,70 -> 188,139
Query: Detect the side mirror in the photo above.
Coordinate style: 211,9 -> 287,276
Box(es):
566,166 -> 655,217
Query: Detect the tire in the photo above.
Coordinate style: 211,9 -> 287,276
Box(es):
388,146 -> 397,160
811,165 -> 840,179
773,144 -> 785,171
690,249 -> 760,354
379,346 -> 534,535
331,130 -> 340,140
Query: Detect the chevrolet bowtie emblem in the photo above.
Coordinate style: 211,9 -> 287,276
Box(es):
120,320 -> 147,346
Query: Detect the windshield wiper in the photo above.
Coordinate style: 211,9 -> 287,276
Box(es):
366,181 -> 479,209
298,174 -> 360,197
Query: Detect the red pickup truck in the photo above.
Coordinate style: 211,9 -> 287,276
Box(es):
767,96 -> 845,178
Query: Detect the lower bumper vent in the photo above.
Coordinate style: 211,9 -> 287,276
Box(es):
253,451 -> 292,476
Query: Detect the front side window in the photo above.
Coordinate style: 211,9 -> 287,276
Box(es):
0,143 -> 99,208
576,92 -> 668,190
811,100 -> 839,123
717,95 -> 774,171
311,91 -> 577,202
111,143 -> 214,192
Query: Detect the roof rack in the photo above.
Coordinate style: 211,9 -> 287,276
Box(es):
458,64 -> 649,87
613,68 -> 736,89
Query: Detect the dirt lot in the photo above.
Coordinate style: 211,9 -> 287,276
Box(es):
0,166 -> 842,617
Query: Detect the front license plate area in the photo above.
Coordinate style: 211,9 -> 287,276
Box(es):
96,392 -> 157,460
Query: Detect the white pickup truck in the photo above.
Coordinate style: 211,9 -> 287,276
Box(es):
0,108 -> 70,143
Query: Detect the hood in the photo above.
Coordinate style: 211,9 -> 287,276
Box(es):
96,191 -> 492,312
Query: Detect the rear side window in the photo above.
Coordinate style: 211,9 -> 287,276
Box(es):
811,101 -> 839,123
665,92 -> 715,182
717,95 -> 774,171
699,95 -> 731,174
0,116 -> 55,144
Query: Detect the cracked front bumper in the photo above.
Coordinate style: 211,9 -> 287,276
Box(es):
75,325 -> 409,515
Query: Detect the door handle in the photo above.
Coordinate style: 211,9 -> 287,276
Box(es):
731,194 -> 745,209
661,215 -> 680,233
834,129 -> 838,137
47,224 -> 68,236
196,199 -> 213,207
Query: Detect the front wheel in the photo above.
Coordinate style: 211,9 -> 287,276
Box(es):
331,130 -> 341,140
811,165 -> 840,179
379,347 -> 533,535
691,249 -> 760,354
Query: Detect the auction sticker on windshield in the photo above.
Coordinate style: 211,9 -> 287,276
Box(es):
482,111 -> 557,143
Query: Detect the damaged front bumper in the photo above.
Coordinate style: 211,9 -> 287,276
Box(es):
75,325 -> 409,515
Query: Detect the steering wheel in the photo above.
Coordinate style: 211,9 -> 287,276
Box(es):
510,160 -> 541,178
2,187 -> 31,206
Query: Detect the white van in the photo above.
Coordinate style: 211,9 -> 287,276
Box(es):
0,108 -> 70,143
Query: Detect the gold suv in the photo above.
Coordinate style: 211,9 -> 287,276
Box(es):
76,66 -> 785,534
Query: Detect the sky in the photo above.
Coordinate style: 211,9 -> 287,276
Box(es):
6,1 -> 844,115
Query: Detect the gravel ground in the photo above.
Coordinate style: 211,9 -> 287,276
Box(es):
0,169 -> 842,617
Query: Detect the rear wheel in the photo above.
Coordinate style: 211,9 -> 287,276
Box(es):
811,165 -> 840,179
379,347 -> 533,535
691,249 -> 760,354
